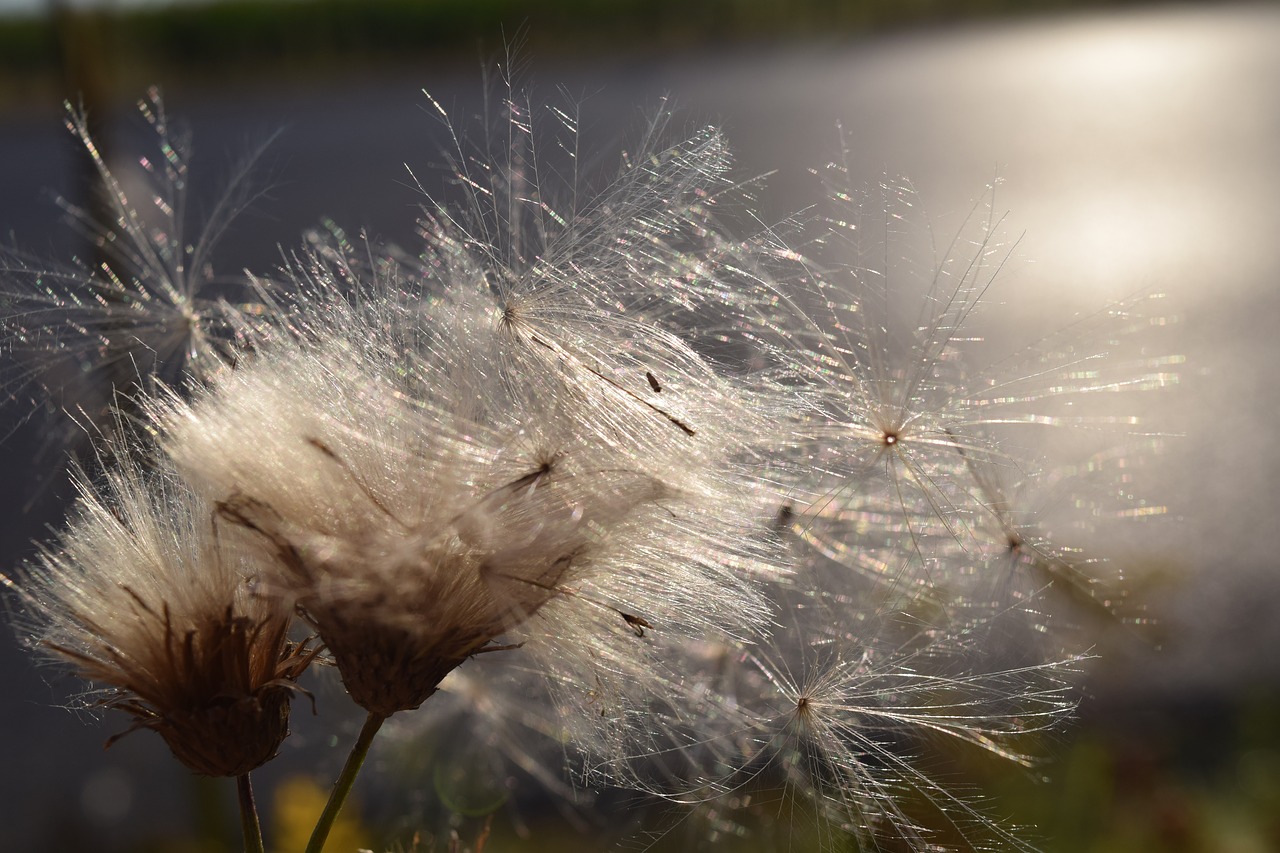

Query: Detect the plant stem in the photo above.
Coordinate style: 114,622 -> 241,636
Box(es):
305,711 -> 386,853
237,773 -> 265,853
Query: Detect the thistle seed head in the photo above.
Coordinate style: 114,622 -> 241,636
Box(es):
157,287 -> 720,719
7,451 -> 313,776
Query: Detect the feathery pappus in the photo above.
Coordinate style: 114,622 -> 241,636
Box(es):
0,77 -> 1182,853
3,448 -> 315,777
0,90 -> 273,446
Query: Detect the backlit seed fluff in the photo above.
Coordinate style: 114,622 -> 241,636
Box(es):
157,287 -> 774,722
5,453 -> 315,776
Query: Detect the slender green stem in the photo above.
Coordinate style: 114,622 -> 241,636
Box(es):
305,711 -> 386,853
236,773 -> 265,853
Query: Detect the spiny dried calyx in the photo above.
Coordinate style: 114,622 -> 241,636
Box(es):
318,621 -> 479,717
142,690 -> 293,778
91,607 -> 318,777
9,453 -> 319,779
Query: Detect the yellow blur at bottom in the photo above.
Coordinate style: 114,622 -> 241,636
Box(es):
272,775 -> 374,853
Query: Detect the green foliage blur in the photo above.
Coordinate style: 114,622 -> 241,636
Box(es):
106,702 -> 1280,852
1004,696 -> 1280,853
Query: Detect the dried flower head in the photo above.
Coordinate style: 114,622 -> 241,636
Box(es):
157,264 -> 777,725
4,450 -> 314,776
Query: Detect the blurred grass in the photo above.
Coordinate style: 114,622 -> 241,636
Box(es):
359,693 -> 1280,852
0,0 -> 1165,108
998,693 -> 1280,853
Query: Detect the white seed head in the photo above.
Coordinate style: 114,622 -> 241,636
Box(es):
6,449 -> 312,776
158,260 -> 781,721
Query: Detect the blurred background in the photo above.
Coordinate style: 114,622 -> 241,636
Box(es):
2,1 -> 1279,850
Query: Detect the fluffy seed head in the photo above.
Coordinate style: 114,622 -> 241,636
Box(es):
157,283 -> 759,719
5,452 -> 313,776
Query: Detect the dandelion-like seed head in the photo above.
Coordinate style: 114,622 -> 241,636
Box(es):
0,90 -> 277,493
6,452 -> 313,776
741,610 -> 1075,851
157,284 -> 726,720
